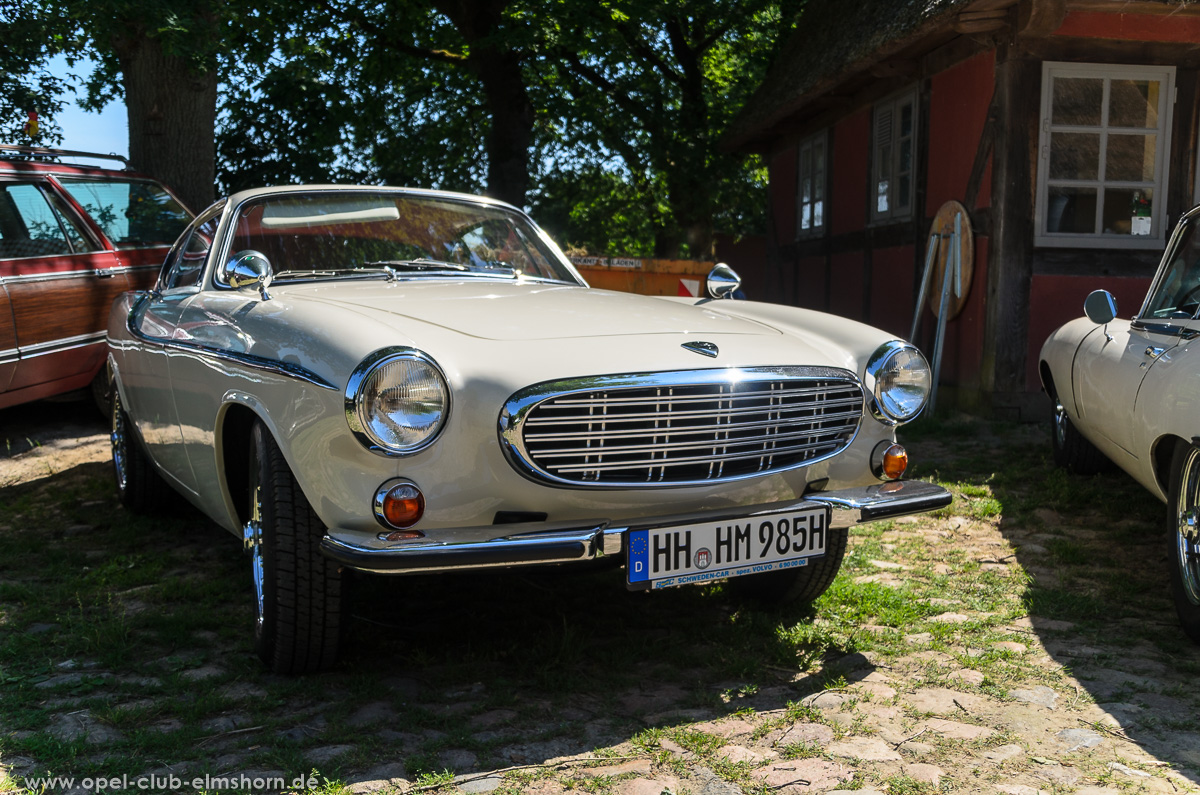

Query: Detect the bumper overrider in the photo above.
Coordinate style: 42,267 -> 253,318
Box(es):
320,479 -> 951,575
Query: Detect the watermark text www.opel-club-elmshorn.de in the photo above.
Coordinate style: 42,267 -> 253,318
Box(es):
20,772 -> 322,793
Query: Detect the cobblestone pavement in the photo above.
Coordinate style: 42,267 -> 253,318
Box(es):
2,402 -> 1199,795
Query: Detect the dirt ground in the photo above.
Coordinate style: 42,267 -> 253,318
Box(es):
2,398 -> 1200,795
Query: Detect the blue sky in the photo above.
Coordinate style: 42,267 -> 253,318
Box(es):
45,54 -> 128,161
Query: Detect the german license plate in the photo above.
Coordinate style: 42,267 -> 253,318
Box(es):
626,505 -> 829,590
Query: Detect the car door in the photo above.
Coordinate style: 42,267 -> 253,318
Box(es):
0,179 -> 130,399
0,283 -> 15,394
1076,215 -> 1200,458
121,209 -> 220,494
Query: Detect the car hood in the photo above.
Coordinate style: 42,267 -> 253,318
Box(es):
284,279 -> 780,341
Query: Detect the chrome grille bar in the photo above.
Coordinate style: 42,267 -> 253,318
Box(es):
498,366 -> 865,488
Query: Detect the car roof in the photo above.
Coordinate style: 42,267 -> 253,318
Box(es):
224,184 -> 523,214
0,144 -> 153,181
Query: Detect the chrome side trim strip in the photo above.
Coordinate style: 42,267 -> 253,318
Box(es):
0,347 -> 18,364
19,331 -> 106,358
0,268 -> 106,284
121,293 -> 338,391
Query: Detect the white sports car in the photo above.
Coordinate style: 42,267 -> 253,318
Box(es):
1040,204 -> 1200,644
107,185 -> 951,673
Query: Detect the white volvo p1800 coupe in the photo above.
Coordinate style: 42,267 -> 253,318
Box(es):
107,186 -> 951,673
1040,204 -> 1200,645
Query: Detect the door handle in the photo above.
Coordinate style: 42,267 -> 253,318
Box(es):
1145,346 -> 1165,359
94,269 -> 115,279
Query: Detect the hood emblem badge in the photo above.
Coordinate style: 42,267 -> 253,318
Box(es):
682,341 -> 719,358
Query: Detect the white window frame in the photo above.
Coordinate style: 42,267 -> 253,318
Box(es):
1035,61 -> 1176,249
796,130 -> 828,239
871,88 -> 918,224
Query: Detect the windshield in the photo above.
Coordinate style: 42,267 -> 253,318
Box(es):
225,191 -> 580,284
1143,218 -> 1200,320
57,178 -> 192,249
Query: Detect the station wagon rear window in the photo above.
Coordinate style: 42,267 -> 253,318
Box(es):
58,178 -> 191,249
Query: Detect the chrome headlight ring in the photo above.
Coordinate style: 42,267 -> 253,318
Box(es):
345,347 -> 451,457
864,340 -> 931,425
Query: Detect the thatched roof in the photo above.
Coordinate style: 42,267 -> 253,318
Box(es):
727,0 -> 972,150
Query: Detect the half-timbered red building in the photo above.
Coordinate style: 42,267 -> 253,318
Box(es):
727,0 -> 1200,418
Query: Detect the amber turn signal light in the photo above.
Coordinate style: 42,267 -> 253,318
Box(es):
374,479 -> 426,531
872,442 -> 908,481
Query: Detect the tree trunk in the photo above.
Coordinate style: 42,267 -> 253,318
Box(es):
435,0 -> 533,208
119,34 -> 217,213
470,49 -> 533,208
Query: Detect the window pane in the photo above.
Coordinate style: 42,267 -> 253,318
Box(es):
899,142 -> 912,175
813,141 -> 825,172
1046,186 -> 1097,234
1050,132 -> 1100,180
897,175 -> 911,210
877,179 -> 889,214
44,191 -> 95,253
900,102 -> 913,138
1102,187 -> 1153,236
814,200 -> 823,228
801,204 -> 811,231
0,184 -> 72,257
1105,133 -> 1156,182
1052,77 -> 1103,126
58,178 -> 190,249
800,147 -> 812,180
801,176 -> 811,204
1109,80 -> 1159,128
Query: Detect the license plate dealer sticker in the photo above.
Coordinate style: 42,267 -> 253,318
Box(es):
626,505 -> 829,590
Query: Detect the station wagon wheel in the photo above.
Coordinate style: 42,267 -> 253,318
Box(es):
726,526 -> 848,606
247,420 -> 345,674
110,388 -> 169,512
1050,395 -> 1108,475
1167,443 -> 1200,644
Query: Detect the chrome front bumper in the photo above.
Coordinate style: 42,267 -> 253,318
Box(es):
320,479 -> 951,575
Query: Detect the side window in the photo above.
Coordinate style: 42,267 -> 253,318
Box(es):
0,183 -> 95,259
871,88 -> 918,224
160,213 -> 220,291
1143,220 -> 1200,319
796,130 -> 828,238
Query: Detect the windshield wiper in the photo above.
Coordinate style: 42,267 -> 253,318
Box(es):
274,268 -> 391,281
365,258 -> 470,273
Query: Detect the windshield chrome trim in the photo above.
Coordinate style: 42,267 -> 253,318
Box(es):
120,292 -> 337,391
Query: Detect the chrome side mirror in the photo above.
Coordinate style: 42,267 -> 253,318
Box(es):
706,262 -> 741,299
222,250 -> 273,301
1084,289 -> 1117,325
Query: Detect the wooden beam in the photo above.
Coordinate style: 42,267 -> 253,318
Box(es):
983,52 -> 1039,395
1017,0 -> 1067,36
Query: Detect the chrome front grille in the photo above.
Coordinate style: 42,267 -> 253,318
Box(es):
499,367 -> 864,487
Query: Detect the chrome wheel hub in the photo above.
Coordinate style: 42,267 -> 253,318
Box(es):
1053,400 -> 1068,448
1176,450 -> 1200,606
111,396 -> 128,492
243,484 -> 264,630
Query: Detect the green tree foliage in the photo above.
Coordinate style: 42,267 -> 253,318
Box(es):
0,0 -> 71,143
546,0 -> 798,257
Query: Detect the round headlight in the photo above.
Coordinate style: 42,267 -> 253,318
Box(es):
865,341 -> 931,424
346,348 -> 450,455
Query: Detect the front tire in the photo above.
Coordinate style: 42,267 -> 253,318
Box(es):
111,389 -> 170,513
1167,444 -> 1200,644
1051,397 -> 1108,475
246,420 -> 345,673
727,526 -> 848,605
